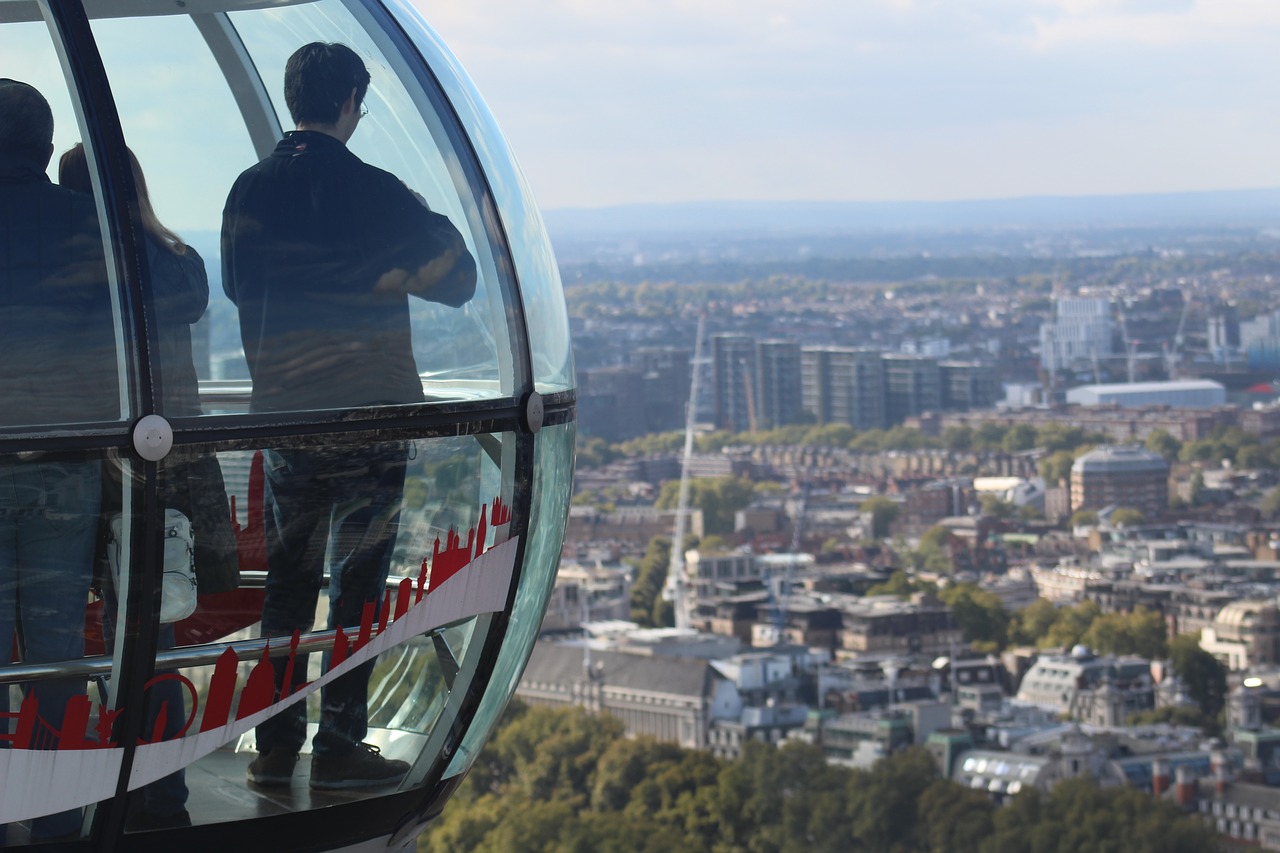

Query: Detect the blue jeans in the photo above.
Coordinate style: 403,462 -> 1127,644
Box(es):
255,444 -> 406,757
0,460 -> 100,841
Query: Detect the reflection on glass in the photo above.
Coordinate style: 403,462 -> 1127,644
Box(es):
0,34 -> 129,842
223,1 -> 509,403
390,2 -> 576,394
109,431 -> 509,828
0,85 -> 119,428
445,422 -> 575,777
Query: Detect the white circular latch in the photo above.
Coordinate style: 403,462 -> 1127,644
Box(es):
132,414 -> 174,461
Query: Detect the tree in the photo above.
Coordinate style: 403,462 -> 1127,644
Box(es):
1262,486 -> 1280,520
1040,600 -> 1101,650
1129,705 -> 1221,737
1001,423 -> 1037,453
916,779 -> 995,853
576,435 -> 619,469
984,777 -> 1217,853
939,583 -> 1010,648
423,704 -> 1219,853
1039,450 -> 1075,485
979,494 -> 1015,519
861,496 -> 900,539
1169,633 -> 1228,717
866,570 -> 934,598
1109,507 -> 1145,528
656,476 -> 755,536
913,526 -> 955,573
942,426 -> 973,451
1079,606 -> 1167,659
629,536 -> 671,627
1144,429 -> 1182,463
1069,509 -> 1099,527
1008,598 -> 1059,647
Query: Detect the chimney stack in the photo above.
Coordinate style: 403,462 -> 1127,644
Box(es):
1175,765 -> 1196,809
1211,750 -> 1231,797
1151,758 -> 1170,798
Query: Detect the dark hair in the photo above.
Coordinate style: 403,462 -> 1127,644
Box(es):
0,78 -> 53,159
59,143 -> 187,255
283,42 -> 370,126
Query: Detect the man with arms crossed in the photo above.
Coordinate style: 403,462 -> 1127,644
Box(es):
222,42 -> 476,790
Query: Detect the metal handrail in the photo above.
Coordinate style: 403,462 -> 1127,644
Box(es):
0,572 -> 426,685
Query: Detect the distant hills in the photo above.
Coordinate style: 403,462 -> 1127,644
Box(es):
543,189 -> 1280,237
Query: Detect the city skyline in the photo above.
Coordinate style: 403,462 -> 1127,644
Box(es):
421,0 -> 1280,210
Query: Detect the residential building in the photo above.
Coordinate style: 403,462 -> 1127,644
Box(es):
939,360 -> 1000,411
1014,647 -> 1154,724
800,346 -> 885,430
882,353 -> 942,426
713,333 -> 757,433
755,339 -> 803,428
1199,601 -> 1280,671
1070,445 -> 1169,516
1039,296 -> 1114,374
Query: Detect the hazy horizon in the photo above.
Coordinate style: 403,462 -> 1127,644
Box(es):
422,1 -> 1280,211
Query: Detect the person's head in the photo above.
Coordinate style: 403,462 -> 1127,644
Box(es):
58,142 -> 186,255
0,78 -> 54,168
284,42 -> 370,132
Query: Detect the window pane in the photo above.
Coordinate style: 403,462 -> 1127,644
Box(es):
88,2 -> 511,417
391,4 -> 576,393
444,421 -> 575,777
0,447 -> 125,845
0,21 -> 127,428
115,431 -> 511,830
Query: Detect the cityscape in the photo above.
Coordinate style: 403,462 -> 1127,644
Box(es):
432,191 -> 1280,850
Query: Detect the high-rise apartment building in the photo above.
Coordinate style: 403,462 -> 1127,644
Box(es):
882,353 -> 942,425
800,347 -> 885,430
713,334 -> 757,433
755,340 -> 803,429
1206,303 -> 1240,365
939,361 -> 999,411
1039,296 -> 1114,374
632,345 -> 692,434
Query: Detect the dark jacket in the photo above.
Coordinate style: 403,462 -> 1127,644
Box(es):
148,237 -> 208,417
0,152 -> 117,427
221,131 -> 476,413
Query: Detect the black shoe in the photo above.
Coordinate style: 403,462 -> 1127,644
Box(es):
310,743 -> 409,790
247,749 -> 299,787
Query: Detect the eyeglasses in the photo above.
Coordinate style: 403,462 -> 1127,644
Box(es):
359,102 -> 369,118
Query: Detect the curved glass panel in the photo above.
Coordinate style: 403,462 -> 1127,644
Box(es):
0,448 -> 126,847
86,1 -> 512,417
0,18 -> 128,429
444,421 -> 574,777
111,429 -> 512,832
386,0 -> 576,394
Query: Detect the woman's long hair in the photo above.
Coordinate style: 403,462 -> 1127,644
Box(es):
58,143 -> 187,255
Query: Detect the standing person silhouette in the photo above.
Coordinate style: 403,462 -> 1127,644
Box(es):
0,78 -> 116,843
221,42 -> 475,790
61,142 -> 239,829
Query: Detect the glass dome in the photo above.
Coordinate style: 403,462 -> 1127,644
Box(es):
0,1 -> 573,849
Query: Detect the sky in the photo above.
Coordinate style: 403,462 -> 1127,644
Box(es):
416,0 -> 1280,210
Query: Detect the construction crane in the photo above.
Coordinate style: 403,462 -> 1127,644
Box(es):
665,315 -> 705,632
1167,292 -> 1192,379
1117,306 -> 1138,383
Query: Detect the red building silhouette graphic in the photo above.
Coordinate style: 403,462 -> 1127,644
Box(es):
12,494 -> 510,753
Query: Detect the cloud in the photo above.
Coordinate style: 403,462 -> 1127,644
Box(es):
414,0 -> 1279,207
